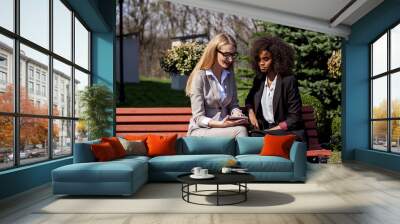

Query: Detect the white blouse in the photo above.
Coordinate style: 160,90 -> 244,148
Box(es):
261,76 -> 277,124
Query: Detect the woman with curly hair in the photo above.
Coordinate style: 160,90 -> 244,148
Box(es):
245,35 -> 304,139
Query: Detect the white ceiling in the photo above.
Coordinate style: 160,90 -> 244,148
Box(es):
169,0 -> 384,37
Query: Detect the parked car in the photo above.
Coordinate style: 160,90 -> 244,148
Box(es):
8,150 -> 32,160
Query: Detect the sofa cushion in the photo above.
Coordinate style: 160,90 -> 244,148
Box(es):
260,134 -> 296,159
52,159 -> 147,183
177,137 -> 235,155
73,139 -> 101,163
236,137 -> 263,155
148,154 -> 235,172
147,134 -> 177,157
101,137 -> 127,158
115,155 -> 150,163
91,142 -> 118,161
236,155 -> 293,172
119,138 -> 147,156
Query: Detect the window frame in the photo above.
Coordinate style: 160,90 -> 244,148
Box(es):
370,20 -> 400,154
0,0 -> 92,171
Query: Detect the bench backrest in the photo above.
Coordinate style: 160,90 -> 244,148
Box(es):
116,106 -> 324,151
301,106 -> 323,150
116,107 -> 192,137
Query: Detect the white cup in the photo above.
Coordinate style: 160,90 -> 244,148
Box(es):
191,167 -> 202,176
200,169 -> 208,176
221,167 -> 232,174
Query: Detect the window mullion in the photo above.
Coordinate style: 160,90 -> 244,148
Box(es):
13,0 -> 20,167
387,29 -> 392,152
48,0 -> 53,160
71,10 -> 76,153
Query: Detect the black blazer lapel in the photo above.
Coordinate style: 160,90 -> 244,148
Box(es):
254,80 -> 265,114
273,76 -> 282,119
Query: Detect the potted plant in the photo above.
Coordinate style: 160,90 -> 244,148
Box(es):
160,41 -> 205,90
79,84 -> 114,140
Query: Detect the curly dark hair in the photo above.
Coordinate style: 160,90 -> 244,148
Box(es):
250,35 -> 295,77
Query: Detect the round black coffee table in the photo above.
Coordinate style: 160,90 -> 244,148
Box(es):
177,173 -> 255,206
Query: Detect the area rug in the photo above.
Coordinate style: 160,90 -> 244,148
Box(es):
37,183 -> 361,214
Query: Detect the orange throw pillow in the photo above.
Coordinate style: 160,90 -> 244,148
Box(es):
146,134 -> 177,157
260,134 -> 296,159
91,142 -> 117,161
101,137 -> 127,158
124,135 -> 148,142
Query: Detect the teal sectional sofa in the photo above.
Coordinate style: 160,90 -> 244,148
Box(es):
52,137 -> 307,196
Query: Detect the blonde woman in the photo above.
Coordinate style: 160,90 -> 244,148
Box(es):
186,33 -> 248,137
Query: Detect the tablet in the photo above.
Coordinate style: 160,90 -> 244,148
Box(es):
228,115 -> 248,120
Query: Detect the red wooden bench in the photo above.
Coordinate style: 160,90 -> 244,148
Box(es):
301,106 -> 332,162
116,106 -> 332,161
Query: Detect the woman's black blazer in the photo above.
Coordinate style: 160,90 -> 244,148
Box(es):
245,73 -> 303,130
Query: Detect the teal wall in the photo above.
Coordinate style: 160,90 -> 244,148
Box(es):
343,0 -> 400,171
0,0 -> 115,200
0,158 -> 72,199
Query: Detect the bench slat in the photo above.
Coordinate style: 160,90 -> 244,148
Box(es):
117,132 -> 187,137
117,115 -> 191,123
116,107 -> 192,115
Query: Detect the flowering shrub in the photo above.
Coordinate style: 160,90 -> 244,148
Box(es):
160,42 -> 205,76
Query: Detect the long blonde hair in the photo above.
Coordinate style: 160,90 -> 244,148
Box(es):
185,33 -> 237,96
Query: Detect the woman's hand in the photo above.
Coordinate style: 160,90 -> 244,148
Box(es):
248,109 -> 259,129
209,116 -> 247,128
268,125 -> 281,131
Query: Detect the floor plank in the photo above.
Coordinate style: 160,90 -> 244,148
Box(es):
1,162 -> 400,224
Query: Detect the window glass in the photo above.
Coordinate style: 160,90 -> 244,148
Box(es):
0,0 -> 14,31
74,18 -> 89,70
372,121 -> 388,151
0,35 -> 14,113
20,0 -> 49,49
53,119 -> 72,158
74,69 -> 89,118
372,34 -> 387,76
75,120 -> 88,143
391,120 -> 400,153
391,72 -> 400,118
0,116 -> 13,170
53,0 -> 72,60
53,59 -> 72,117
391,24 -> 400,70
372,76 -> 387,119
20,44 -> 49,115
20,117 -> 49,165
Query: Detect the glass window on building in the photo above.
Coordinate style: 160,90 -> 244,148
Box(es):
0,71 -> 6,84
0,0 -> 90,170
41,73 -> 46,82
371,22 -> 400,154
29,67 -> 34,80
36,83 -> 40,95
28,81 -> 34,94
0,54 -> 7,67
35,70 -> 41,81
42,85 -> 46,97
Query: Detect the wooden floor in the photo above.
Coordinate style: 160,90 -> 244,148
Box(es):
1,162 -> 400,224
